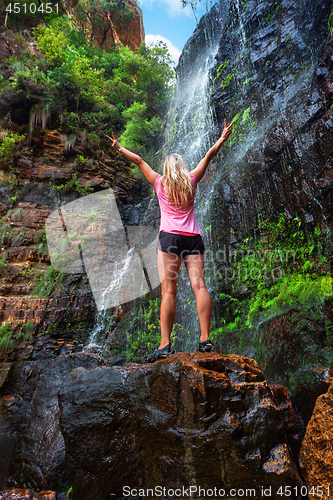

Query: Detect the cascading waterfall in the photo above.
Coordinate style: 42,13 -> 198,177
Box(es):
84,249 -> 133,354
164,4 -> 231,350
87,2 -> 232,356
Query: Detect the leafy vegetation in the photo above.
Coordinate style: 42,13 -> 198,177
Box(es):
31,266 -> 66,297
0,320 -> 34,355
0,7 -> 174,183
211,214 -> 333,342
0,132 -> 26,184
125,297 -> 178,362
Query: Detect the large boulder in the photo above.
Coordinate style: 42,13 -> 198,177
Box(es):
7,353 -> 105,492
299,382 -> 333,499
59,353 -> 303,500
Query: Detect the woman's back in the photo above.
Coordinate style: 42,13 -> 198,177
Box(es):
154,172 -> 201,235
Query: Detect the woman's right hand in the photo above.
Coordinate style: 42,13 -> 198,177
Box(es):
221,118 -> 235,142
106,131 -> 122,151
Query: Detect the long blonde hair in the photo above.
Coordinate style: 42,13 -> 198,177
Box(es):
158,154 -> 193,207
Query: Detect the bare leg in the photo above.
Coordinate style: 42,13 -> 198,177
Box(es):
157,249 -> 181,349
184,253 -> 212,342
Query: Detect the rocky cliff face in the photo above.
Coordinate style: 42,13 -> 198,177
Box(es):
66,0 -> 145,52
1,0 -> 333,496
159,0 -> 333,380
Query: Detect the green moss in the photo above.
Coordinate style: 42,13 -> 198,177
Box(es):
243,77 -> 252,86
248,274 -> 332,326
221,68 -> 237,89
213,216 -> 332,349
213,60 -> 229,83
125,297 -> 178,362
241,107 -> 251,124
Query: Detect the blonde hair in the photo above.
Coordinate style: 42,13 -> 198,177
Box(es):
158,154 -> 193,207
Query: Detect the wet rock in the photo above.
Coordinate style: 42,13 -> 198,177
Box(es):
269,384 -> 303,460
0,489 -> 57,500
299,382 -> 333,498
59,353 -> 303,500
0,364 -> 14,391
7,353 -> 105,492
0,434 -> 16,492
291,366 -> 333,426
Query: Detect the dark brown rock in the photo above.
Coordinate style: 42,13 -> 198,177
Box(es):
291,367 -> 333,426
59,353 -> 303,500
7,353 -> 106,492
269,384 -> 303,460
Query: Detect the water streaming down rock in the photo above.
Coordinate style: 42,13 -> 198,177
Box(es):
156,0 -> 333,355
156,1 -> 232,350
92,0 -> 332,361
84,249 -> 133,355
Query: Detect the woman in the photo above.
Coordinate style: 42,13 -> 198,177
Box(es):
106,118 -> 234,362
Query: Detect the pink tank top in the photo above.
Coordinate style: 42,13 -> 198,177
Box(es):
154,173 -> 201,235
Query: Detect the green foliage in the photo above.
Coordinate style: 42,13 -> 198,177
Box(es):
31,266 -> 66,297
221,68 -> 238,89
0,320 -> 34,355
0,133 -> 25,161
241,107 -> 251,124
212,216 -> 333,344
36,21 -> 68,64
119,102 -> 163,153
125,297 -> 177,362
0,14 -> 174,166
213,60 -> 229,83
0,322 -> 16,355
247,274 -> 332,326
226,107 -> 256,148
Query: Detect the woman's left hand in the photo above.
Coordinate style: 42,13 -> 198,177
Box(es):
106,131 -> 122,151
221,118 -> 235,142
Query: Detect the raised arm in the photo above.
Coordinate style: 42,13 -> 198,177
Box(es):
106,132 -> 158,186
190,118 -> 235,183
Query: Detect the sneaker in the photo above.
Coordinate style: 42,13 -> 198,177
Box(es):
198,339 -> 215,353
144,343 -> 174,363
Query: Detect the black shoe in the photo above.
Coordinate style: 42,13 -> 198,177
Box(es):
144,343 -> 174,363
198,339 -> 215,353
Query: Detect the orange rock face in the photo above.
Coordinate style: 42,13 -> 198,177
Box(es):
101,0 -> 145,52
299,382 -> 333,498
68,0 -> 145,53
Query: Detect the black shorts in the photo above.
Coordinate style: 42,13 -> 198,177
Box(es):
157,231 -> 205,259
